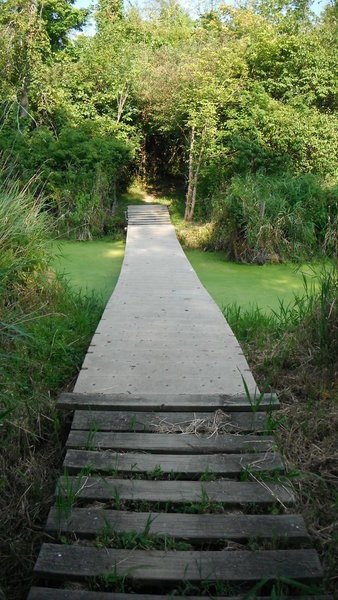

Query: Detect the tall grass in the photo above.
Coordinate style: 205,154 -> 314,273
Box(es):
0,175 -> 104,599
0,178 -> 51,428
0,183 -> 49,272
211,172 -> 337,263
224,265 -> 337,591
224,264 -> 337,367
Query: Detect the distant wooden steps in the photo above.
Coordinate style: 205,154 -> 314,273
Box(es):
127,205 -> 171,226
29,393 -> 328,599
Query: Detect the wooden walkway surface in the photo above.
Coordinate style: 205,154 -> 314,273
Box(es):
29,207 -> 327,599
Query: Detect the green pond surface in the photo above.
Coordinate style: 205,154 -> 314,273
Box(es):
185,249 -> 319,312
52,238 -> 319,312
51,239 -> 125,303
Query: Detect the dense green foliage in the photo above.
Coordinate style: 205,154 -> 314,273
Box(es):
0,172 -> 103,446
210,172 -> 337,262
0,0 -> 336,256
0,122 -> 134,237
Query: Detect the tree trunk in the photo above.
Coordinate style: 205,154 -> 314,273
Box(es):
20,79 -> 29,118
184,126 -> 195,221
116,82 -> 128,124
185,125 -> 206,222
20,1 -> 38,120
140,136 -> 147,183
189,128 -> 206,221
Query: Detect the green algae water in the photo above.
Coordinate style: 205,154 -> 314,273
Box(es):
185,249 -> 321,312
52,239 -> 321,312
51,239 -> 125,303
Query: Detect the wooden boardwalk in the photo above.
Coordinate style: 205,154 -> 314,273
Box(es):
29,207 -> 327,599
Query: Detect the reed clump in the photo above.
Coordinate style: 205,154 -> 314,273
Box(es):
211,173 -> 338,264
0,175 -> 104,600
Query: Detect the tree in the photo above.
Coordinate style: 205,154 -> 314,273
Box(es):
41,0 -> 89,52
0,0 -> 88,124
96,0 -> 123,29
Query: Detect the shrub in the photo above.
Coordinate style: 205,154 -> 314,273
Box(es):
210,172 -> 337,263
0,177 -> 51,290
0,122 -> 135,238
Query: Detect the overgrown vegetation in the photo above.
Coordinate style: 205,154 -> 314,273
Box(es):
0,175 -> 104,599
224,264 -> 338,590
210,173 -> 337,263
0,0 -> 337,259
1,0 -> 337,597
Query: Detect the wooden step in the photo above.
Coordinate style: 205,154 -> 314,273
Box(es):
71,409 -> 267,433
34,544 -> 323,583
128,207 -> 168,211
63,449 -> 284,476
129,222 -> 171,225
66,431 -> 275,454
47,507 -> 309,543
28,591 -> 333,600
58,393 -> 279,412
56,476 -> 295,506
28,592 -> 333,600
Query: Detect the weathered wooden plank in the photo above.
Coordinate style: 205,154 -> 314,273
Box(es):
34,544 -> 323,582
128,208 -> 168,212
66,431 -> 275,454
58,393 -> 279,412
28,591 -> 333,600
56,476 -> 295,506
129,218 -> 171,221
63,449 -> 284,476
71,410 -> 267,433
47,507 -> 309,543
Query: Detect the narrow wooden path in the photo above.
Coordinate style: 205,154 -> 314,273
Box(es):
29,206 -> 327,599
